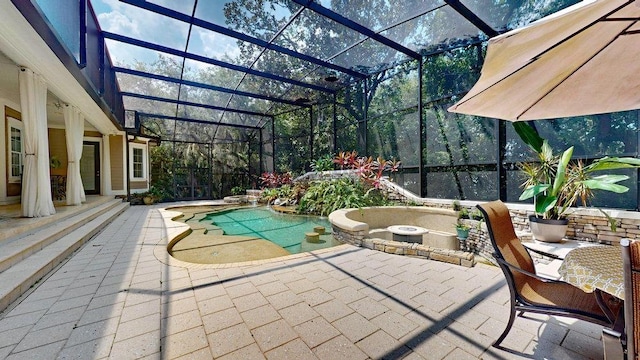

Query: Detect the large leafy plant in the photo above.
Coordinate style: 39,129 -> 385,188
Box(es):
311,154 -> 334,172
297,178 -> 389,216
515,122 -> 640,221
333,151 -> 401,188
260,172 -> 292,188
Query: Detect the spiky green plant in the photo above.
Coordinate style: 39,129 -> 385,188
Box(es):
515,122 -> 640,223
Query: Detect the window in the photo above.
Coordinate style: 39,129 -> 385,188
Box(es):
133,148 -> 143,178
7,117 -> 23,183
129,143 -> 147,181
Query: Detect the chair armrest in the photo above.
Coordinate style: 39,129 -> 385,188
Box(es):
494,255 -> 564,284
602,328 -> 625,360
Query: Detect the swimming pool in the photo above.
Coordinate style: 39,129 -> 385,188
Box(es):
201,207 -> 339,254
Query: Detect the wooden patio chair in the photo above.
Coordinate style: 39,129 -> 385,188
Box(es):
476,200 -> 616,348
622,238 -> 640,360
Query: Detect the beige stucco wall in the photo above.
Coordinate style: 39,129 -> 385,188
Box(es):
109,135 -> 124,191
130,180 -> 148,190
47,128 -> 67,176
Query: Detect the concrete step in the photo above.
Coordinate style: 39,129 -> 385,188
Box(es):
0,196 -> 116,242
0,200 -> 129,312
0,198 -> 124,274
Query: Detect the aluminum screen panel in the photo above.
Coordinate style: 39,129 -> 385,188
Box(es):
188,25 -> 261,66
459,0 -> 581,31
194,0 -> 303,42
316,0 -> 446,33
273,8 -> 366,62
331,37 -> 409,73
380,5 -> 481,54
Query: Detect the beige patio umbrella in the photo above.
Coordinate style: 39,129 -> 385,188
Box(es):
448,0 -> 640,121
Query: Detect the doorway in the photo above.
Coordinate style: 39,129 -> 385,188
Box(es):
81,141 -> 100,195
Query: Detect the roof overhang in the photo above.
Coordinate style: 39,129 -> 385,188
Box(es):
0,2 -> 120,135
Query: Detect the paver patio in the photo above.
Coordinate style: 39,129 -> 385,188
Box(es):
0,205 -> 605,359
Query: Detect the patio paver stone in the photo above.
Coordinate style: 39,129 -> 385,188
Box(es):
0,205 -> 611,360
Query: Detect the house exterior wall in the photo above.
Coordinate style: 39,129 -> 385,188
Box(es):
0,2 -> 128,208
1,102 -> 133,205
47,128 -> 67,176
130,180 -> 147,190
107,134 -> 153,195
129,138 -> 149,191
109,134 -> 124,191
2,103 -> 22,203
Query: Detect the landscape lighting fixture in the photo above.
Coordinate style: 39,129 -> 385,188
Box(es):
324,75 -> 339,82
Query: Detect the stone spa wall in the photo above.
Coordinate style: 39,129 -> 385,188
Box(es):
329,206 -> 475,267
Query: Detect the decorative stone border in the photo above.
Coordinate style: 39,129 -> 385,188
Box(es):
329,206 -> 476,267
366,237 -> 474,267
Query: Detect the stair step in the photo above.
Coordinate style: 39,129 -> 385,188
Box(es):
0,196 -> 116,242
0,199 -> 124,274
0,202 -> 129,312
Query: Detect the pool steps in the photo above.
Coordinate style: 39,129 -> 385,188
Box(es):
167,205 -> 339,262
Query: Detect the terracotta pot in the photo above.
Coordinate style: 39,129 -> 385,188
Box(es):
529,215 -> 568,243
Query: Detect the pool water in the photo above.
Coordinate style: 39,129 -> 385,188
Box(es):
201,207 -> 336,254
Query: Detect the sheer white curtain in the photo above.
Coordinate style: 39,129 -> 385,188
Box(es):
19,68 -> 55,217
64,105 -> 85,205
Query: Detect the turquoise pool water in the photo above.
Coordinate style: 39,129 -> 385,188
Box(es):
201,207 -> 336,254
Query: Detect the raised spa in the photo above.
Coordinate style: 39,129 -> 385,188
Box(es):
329,206 -> 460,250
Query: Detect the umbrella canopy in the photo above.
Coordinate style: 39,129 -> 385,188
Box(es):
448,0 -> 640,121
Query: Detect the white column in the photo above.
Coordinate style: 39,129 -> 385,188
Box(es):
123,133 -> 129,195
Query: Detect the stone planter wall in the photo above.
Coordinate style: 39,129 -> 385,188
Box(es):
420,199 -> 640,265
504,207 -> 640,245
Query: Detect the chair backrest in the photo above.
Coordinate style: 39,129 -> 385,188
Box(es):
622,238 -> 640,360
477,200 -> 536,281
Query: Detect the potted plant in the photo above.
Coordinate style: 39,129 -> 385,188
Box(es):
455,222 -> 470,240
515,122 -> 640,242
470,209 -> 483,221
142,186 -> 167,205
142,192 -> 155,205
